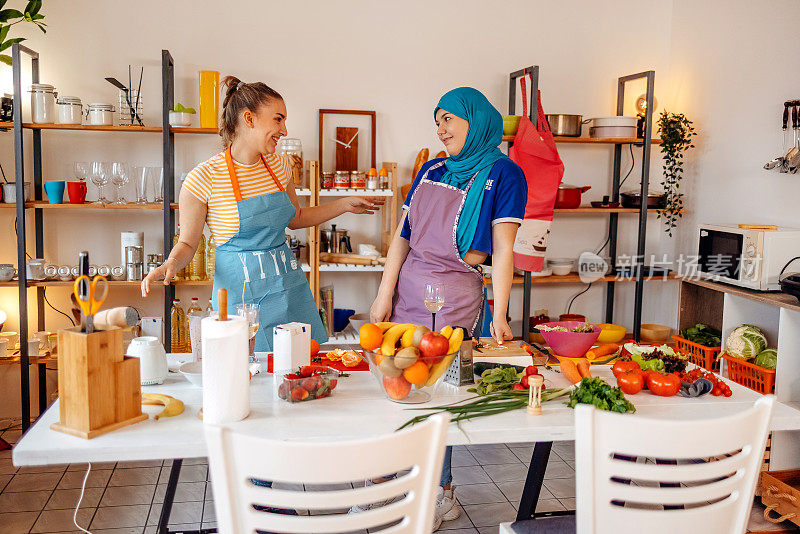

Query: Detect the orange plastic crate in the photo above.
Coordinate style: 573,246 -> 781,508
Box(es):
672,335 -> 721,371
721,352 -> 776,394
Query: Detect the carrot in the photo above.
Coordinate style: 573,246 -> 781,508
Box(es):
555,356 -> 583,384
585,343 -> 619,361
575,358 -> 592,378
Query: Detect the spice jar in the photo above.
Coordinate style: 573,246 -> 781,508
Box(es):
30,84 -> 56,124
147,253 -> 163,274
321,171 -> 334,189
85,103 -> 115,126
367,168 -> 379,190
334,170 -> 350,189
56,96 -> 82,125
350,170 -> 366,189
379,167 -> 389,189
276,138 -> 303,186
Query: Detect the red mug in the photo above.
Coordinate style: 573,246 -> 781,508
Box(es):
67,181 -> 87,203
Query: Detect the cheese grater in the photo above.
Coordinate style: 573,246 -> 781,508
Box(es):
444,335 -> 474,386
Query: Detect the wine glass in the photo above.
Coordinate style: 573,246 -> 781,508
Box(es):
133,166 -> 150,204
73,161 -> 89,182
235,303 -> 260,362
424,282 -> 445,331
111,162 -> 130,204
90,161 -> 110,204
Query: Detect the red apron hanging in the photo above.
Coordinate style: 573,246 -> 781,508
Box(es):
509,76 -> 565,272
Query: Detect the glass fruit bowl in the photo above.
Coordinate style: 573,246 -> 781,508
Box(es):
363,348 -> 458,404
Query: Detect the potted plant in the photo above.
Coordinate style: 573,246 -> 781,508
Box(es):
169,103 -> 196,127
657,111 -> 695,237
0,1 -> 46,66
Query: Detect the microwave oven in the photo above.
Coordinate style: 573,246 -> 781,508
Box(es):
696,224 -> 800,290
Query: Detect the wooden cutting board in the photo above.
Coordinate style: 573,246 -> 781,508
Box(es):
320,253 -> 386,265
472,337 -> 530,358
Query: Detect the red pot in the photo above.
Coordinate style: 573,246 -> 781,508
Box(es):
555,185 -> 591,209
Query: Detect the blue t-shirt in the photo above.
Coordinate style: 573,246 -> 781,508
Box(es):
401,158 -> 527,255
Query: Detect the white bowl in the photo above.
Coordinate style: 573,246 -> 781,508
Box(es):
551,264 -> 572,276
548,258 -> 574,265
590,116 -> 638,128
348,313 -> 370,333
169,111 -> 193,127
179,361 -> 203,387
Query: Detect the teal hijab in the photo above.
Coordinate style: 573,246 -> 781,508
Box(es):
435,87 -> 507,256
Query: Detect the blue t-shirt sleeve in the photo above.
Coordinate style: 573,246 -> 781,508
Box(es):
400,158 -> 445,240
469,159 -> 527,255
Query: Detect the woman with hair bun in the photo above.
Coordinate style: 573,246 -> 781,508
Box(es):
142,76 -> 383,350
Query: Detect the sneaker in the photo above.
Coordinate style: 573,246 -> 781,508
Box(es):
348,477 -> 403,514
436,485 -> 461,522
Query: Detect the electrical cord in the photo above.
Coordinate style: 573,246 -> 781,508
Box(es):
43,287 -> 76,327
566,282 -> 593,315
596,145 -> 637,257
0,162 -> 6,182
73,463 -> 92,534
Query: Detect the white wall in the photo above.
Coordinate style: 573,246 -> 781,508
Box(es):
1,0 -> 798,419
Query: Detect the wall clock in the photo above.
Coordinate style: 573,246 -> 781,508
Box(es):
318,109 -> 376,173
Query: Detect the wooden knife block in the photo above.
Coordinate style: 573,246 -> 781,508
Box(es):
51,327 -> 147,439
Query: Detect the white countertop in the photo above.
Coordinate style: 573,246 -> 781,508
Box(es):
13,358 -> 800,467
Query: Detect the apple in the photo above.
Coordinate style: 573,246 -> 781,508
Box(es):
411,326 -> 432,347
383,375 -> 412,400
419,332 -> 450,359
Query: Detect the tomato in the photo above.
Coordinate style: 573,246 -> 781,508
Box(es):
646,372 -> 681,397
616,371 -> 644,395
525,365 -> 539,376
299,366 -> 314,378
612,360 -> 641,379
329,378 -> 338,390
520,375 -> 530,388
512,383 -> 526,391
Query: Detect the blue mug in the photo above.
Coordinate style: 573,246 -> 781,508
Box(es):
44,180 -> 65,204
333,308 -> 356,333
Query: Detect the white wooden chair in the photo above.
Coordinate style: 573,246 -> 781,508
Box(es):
500,396 -> 774,534
205,413 -> 449,534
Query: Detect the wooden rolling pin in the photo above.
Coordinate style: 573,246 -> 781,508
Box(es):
93,307 -> 140,330
320,253 -> 386,266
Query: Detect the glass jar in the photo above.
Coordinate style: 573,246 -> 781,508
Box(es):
367,168 -> 379,190
30,84 -> 56,124
379,168 -> 389,189
276,138 -> 303,186
350,171 -> 366,189
334,170 -> 350,189
56,96 -> 82,125
118,89 -> 142,126
320,171 -> 334,189
86,103 -> 115,126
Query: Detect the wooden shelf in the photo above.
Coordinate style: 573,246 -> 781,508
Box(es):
681,277 -> 800,314
503,134 -> 662,144
0,354 -> 57,366
28,280 -> 150,287
0,121 -> 12,130
170,126 -> 218,134
22,123 -> 162,133
173,280 -> 213,286
484,273 -> 678,285
554,206 -> 676,214
25,201 -> 165,210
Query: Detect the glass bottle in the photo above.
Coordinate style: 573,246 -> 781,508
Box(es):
189,234 -> 206,281
170,299 -> 187,353
205,235 -> 216,280
186,298 -> 203,353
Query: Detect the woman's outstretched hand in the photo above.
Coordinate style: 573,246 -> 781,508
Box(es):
342,196 -> 385,215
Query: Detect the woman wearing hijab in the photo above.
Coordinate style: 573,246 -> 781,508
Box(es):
369,87 -> 527,527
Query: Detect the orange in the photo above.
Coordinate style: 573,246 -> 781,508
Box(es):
359,323 -> 383,351
403,360 -> 430,386
341,351 -> 362,368
376,353 -> 384,366
310,339 -> 320,356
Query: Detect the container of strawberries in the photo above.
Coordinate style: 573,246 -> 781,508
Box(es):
276,365 -> 341,403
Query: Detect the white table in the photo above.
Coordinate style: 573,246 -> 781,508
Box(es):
14,362 -> 800,532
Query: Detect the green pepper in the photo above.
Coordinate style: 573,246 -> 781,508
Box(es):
630,353 -> 665,372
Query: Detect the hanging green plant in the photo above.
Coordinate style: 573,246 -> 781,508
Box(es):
0,0 -> 46,66
657,111 -> 695,237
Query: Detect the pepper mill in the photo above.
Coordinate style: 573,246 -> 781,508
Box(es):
527,374 -> 544,415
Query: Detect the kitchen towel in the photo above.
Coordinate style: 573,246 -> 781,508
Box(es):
201,315 -> 249,424
509,76 -> 564,272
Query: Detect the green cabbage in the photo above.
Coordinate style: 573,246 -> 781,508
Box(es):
754,348 -> 778,370
726,325 -> 767,361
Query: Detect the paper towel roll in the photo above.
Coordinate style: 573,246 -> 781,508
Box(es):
201,315 -> 250,424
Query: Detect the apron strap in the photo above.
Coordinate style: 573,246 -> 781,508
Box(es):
225,146 -> 285,202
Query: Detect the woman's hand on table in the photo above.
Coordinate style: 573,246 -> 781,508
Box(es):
141,259 -> 179,297
341,196 -> 385,215
370,293 -> 393,323
490,318 -> 514,345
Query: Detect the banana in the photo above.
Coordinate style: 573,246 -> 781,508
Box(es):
440,325 -> 454,339
424,354 -> 457,387
380,323 -> 415,356
448,327 -> 465,355
376,322 -> 397,333
142,393 -> 185,420
401,327 -> 415,349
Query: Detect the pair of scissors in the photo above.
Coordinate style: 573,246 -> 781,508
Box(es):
73,275 -> 108,333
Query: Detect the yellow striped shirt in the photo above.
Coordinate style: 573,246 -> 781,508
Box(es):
183,151 -> 291,245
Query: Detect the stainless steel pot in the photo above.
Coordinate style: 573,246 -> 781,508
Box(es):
546,114 -> 590,137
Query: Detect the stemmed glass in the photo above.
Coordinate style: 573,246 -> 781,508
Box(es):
236,303 -> 260,362
73,162 -> 89,182
133,166 -> 150,204
111,162 -> 130,204
90,161 -> 110,204
424,282 -> 445,331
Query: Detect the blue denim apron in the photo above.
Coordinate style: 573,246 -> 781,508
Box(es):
211,147 -> 327,351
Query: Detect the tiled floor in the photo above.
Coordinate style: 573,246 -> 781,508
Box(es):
0,428 -> 796,533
